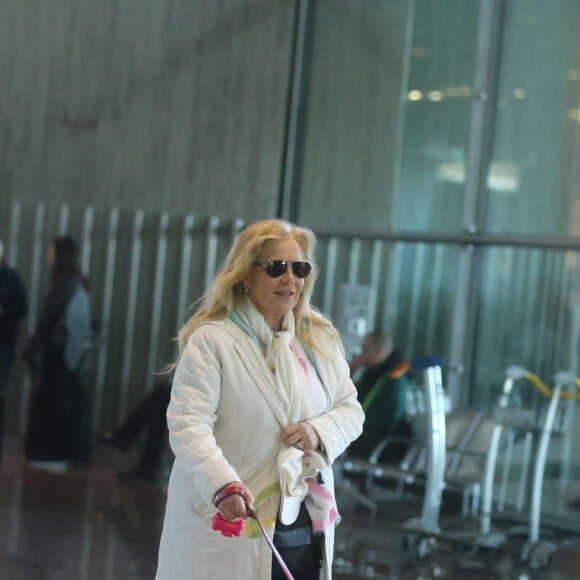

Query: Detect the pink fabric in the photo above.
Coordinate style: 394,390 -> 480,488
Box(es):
289,342 -> 326,416
289,342 -> 308,377
286,341 -> 338,533
306,479 -> 339,533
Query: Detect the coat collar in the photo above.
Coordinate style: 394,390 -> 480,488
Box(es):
204,320 -> 290,427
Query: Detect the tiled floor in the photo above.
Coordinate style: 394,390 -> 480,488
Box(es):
1,443 -> 580,579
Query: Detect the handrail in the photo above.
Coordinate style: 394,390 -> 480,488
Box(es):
525,371 -> 580,400
312,227 -> 580,252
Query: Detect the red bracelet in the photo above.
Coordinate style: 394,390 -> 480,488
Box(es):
214,483 -> 247,507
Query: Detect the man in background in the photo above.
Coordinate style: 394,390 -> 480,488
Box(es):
99,379 -> 171,482
348,331 -> 412,461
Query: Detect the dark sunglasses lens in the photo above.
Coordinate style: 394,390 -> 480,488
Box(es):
291,262 -> 311,278
265,261 -> 287,277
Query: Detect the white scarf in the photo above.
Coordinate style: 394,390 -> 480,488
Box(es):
235,297 -> 312,426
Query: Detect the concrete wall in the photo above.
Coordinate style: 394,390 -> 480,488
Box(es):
0,0 -> 295,220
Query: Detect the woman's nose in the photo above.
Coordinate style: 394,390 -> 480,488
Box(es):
280,266 -> 296,281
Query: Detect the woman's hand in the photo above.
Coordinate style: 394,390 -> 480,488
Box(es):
280,421 -> 320,452
215,482 -> 254,521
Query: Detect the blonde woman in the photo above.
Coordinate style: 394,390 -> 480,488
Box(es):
156,219 -> 364,580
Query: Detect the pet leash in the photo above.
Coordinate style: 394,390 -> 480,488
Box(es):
212,510 -> 295,580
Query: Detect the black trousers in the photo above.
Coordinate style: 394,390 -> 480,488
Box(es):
271,503 -> 322,580
116,382 -> 170,473
25,346 -> 91,463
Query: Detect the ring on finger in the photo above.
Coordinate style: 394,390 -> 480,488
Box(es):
293,439 -> 305,450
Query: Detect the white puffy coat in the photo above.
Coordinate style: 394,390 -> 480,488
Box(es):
155,319 -> 364,580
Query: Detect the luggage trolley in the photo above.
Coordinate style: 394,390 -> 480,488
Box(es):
400,356 -> 446,558
477,365 -> 538,549
398,365 -> 523,559
477,367 -> 580,569
397,364 -> 579,569
520,371 -> 580,570
338,359 -> 443,513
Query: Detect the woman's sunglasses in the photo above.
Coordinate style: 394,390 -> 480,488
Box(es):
253,260 -> 312,279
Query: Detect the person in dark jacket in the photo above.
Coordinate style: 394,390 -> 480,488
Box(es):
24,236 -> 92,468
348,331 -> 412,461
99,379 -> 171,482
0,239 -> 28,455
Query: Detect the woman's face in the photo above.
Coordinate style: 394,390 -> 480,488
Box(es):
243,236 -> 307,331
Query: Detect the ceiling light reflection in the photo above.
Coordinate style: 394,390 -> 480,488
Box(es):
407,90 -> 423,101
428,91 -> 444,102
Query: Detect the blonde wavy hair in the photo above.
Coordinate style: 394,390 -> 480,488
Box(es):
176,219 -> 341,358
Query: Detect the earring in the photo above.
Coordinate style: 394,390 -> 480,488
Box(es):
244,286 -> 249,294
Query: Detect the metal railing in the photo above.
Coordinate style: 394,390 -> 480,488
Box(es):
3,200 -> 577,437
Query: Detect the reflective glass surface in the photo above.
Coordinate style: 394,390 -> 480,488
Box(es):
472,247 -> 579,410
393,0 -> 479,232
486,0 -> 580,236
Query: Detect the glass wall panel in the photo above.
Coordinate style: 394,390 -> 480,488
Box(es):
297,0 -> 480,234
297,0 -> 410,231
383,242 -> 459,360
393,0 -> 479,232
310,237 -> 460,365
486,0 -> 580,235
472,247 -> 579,410
471,248 -> 579,523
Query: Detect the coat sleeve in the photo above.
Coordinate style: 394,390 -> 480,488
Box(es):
167,327 -> 241,508
306,339 -> 365,465
64,288 -> 91,371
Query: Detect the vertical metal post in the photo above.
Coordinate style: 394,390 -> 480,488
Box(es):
204,217 -> 219,292
347,239 -> 360,285
369,240 -> 383,289
81,206 -> 94,274
145,212 -> 169,392
94,208 -> 119,429
57,204 -> 70,235
527,375 -> 567,543
447,0 -> 506,407
447,243 -> 476,407
278,0 -> 313,221
175,214 -> 195,344
322,237 -> 337,315
391,0 -> 417,210
498,428 -> 514,510
560,302 -> 580,490
426,245 -> 444,354
516,431 -> 533,511
419,363 -> 446,531
19,203 -> 46,434
406,244 -> 426,357
480,424 -> 504,534
7,201 -> 21,266
230,218 -> 245,244
369,240 -> 383,330
118,211 -> 143,422
384,242 -> 403,338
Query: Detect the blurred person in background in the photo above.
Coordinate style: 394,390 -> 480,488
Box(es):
0,239 -> 28,456
348,331 -> 412,462
24,235 -> 92,470
99,379 -> 171,483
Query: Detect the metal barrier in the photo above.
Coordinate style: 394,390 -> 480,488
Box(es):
5,201 -> 246,433
521,371 -> 580,569
397,357 -> 447,558
401,365 -> 580,570
4,200 -> 462,436
407,357 -> 446,536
